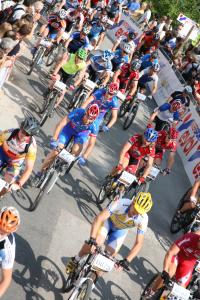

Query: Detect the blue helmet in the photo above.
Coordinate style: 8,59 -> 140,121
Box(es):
103,50 -> 114,61
144,128 -> 158,142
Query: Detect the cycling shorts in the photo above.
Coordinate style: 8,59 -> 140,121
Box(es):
99,219 -> 128,253
172,255 -> 196,287
59,69 -> 74,84
58,123 -> 89,146
47,25 -> 58,39
124,152 -> 140,174
0,147 -> 21,179
155,149 -> 165,160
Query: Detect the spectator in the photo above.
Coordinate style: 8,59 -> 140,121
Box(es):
0,23 -> 13,39
126,0 -> 141,13
164,16 -> 173,31
193,76 -> 200,106
137,3 -> 152,29
9,0 -> 26,23
131,1 -> 147,19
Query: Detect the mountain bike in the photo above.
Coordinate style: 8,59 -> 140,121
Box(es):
118,92 -> 147,130
63,246 -> 129,300
97,162 -> 162,205
40,80 -> 66,126
68,79 -> 97,109
28,38 -> 53,75
30,143 -> 78,211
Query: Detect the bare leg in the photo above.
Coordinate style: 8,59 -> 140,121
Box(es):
41,149 -> 60,171
71,143 -> 83,156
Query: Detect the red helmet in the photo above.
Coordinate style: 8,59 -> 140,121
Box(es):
107,82 -> 119,95
86,104 -> 99,121
168,127 -> 179,140
171,100 -> 182,112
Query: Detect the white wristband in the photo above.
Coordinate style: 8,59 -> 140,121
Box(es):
190,196 -> 197,203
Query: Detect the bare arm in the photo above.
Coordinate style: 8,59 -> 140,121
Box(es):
113,69 -> 121,83
191,180 -> 200,198
0,268 -> 12,298
18,159 -> 35,186
107,109 -> 118,128
129,80 -> 138,96
90,208 -> 111,239
149,110 -> 159,122
53,116 -> 69,140
166,152 -> 175,170
163,244 -> 180,272
81,95 -> 95,109
143,156 -> 154,178
126,233 -> 144,262
118,142 -> 132,164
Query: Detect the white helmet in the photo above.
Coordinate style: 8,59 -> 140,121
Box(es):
123,43 -> 132,54
184,85 -> 192,94
59,9 -> 67,19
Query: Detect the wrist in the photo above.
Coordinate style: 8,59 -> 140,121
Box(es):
15,181 -> 22,188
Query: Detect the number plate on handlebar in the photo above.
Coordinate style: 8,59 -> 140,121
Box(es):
39,40 -> 52,48
0,178 -> 8,192
54,80 -> 66,92
84,79 -> 97,90
117,91 -> 126,101
137,93 -> 146,101
168,283 -> 190,300
148,166 -> 160,179
91,253 -> 115,272
118,171 -> 137,186
58,149 -> 76,164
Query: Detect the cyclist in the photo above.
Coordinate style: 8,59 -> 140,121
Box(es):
64,7 -> 85,32
154,127 -> 179,175
177,179 -> 200,217
149,100 -> 181,131
37,104 -> 100,173
65,192 -> 153,274
111,43 -> 131,71
137,27 -> 160,54
0,206 -> 20,297
140,51 -> 159,71
138,63 -> 160,95
48,48 -> 89,107
167,85 -> 192,108
113,30 -> 137,57
79,82 -> 119,165
0,117 -> 39,190
106,0 -> 123,24
64,26 -> 91,53
113,128 -> 158,184
87,16 -> 107,49
146,230 -> 200,297
113,59 -> 141,98
31,9 -> 67,55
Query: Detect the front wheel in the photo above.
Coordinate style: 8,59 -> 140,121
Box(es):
46,45 -> 58,67
123,105 -> 138,130
97,176 -> 114,205
40,91 -> 58,126
68,87 -> 83,109
118,101 -> 130,118
140,274 -> 164,300
28,47 -> 44,75
77,279 -> 93,300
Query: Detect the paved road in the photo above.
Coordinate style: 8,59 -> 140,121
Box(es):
1,35 -> 191,300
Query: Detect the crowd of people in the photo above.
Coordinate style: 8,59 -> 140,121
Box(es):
0,0 -> 199,298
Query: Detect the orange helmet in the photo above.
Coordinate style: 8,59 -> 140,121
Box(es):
0,207 -> 20,233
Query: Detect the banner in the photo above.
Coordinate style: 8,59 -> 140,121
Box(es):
108,15 -> 200,184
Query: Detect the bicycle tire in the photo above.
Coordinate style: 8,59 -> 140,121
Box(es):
76,278 -> 93,300
140,274 -> 164,300
46,46 -> 58,67
74,93 -> 87,109
118,101 -> 129,118
123,105 -> 138,130
68,87 -> 83,109
63,273 -> 75,294
97,185 -> 108,204
40,91 -> 58,126
28,47 -> 44,76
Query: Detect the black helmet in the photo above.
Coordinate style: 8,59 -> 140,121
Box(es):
151,51 -> 158,59
20,117 -> 40,136
128,30 -> 136,39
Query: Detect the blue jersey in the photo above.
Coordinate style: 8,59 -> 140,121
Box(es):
68,32 -> 90,53
90,55 -> 113,72
92,88 -> 119,117
157,103 -> 180,122
68,108 -> 98,135
89,20 -> 105,38
112,49 -> 129,67
141,54 -> 158,70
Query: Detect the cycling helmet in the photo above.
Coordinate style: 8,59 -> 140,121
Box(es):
82,26 -> 91,35
171,100 -> 182,112
151,51 -> 158,59
103,50 -> 114,61
76,48 -> 87,61
122,43 -> 132,54
0,207 -> 20,233
20,116 -> 40,136
59,9 -> 67,19
86,104 -> 99,120
131,59 -> 141,71
152,26 -> 159,33
144,128 -> 158,142
152,62 -> 160,72
153,33 -> 160,41
107,82 -> 119,95
184,85 -> 192,94
128,30 -> 136,40
102,15 -> 108,23
133,192 -> 153,214
167,127 -> 179,140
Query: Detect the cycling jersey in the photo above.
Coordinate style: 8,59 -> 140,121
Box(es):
48,14 -> 66,31
112,49 -> 129,69
0,234 -> 15,270
106,1 -> 121,19
68,32 -> 90,53
64,0 -> 81,8
118,63 -> 140,86
65,8 -> 84,23
139,67 -> 158,86
90,55 -> 113,73
62,53 -> 86,75
92,88 -> 119,117
128,134 -> 155,159
140,54 -> 158,70
155,103 -> 180,122
99,198 -> 148,252
172,232 -> 200,286
0,129 -> 37,162
155,130 -> 177,160
170,91 -> 190,107
118,38 -> 136,53
89,20 -> 105,39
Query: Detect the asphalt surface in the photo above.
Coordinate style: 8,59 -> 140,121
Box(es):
1,33 -> 191,300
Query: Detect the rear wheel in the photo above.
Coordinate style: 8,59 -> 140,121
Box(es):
123,105 -> 138,130
118,101 -> 129,118
46,45 -> 58,67
28,47 -> 44,75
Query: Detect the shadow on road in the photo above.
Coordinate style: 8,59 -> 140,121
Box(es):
14,234 -> 65,300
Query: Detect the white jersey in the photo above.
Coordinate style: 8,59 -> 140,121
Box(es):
0,234 -> 15,269
107,198 -> 148,234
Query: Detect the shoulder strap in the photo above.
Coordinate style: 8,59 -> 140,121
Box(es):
8,233 -> 14,245
7,128 -> 20,141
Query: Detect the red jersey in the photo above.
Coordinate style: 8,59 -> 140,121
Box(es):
175,232 -> 200,262
48,14 -> 66,31
156,130 -> 177,152
119,63 -> 140,83
128,134 -> 155,159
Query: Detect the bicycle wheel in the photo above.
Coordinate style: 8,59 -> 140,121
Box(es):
97,177 -> 114,205
74,93 -> 87,109
68,87 -> 83,109
40,91 -> 58,126
118,101 -> 129,118
170,212 -> 183,234
123,105 -> 138,130
45,170 -> 60,194
76,279 -> 93,300
63,273 -> 75,293
140,274 -> 164,300
28,47 -> 44,75
46,46 -> 58,67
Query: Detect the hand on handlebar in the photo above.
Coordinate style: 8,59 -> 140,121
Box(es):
101,125 -> 110,133
9,182 -> 21,191
116,258 -> 130,271
85,238 -> 97,254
